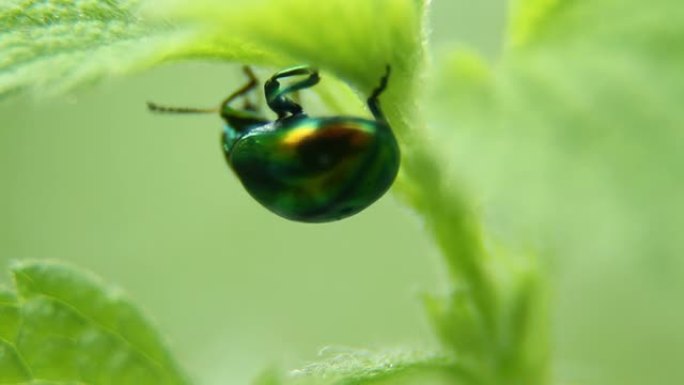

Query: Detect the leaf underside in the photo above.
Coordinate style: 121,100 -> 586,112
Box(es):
0,0 -> 187,97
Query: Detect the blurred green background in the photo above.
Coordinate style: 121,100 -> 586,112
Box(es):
2,1 -> 683,384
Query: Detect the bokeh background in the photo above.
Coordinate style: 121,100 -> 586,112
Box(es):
2,1 -> 683,385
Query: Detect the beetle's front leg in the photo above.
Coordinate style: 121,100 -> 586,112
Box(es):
264,66 -> 320,119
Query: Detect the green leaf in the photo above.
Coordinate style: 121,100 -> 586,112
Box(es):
430,0 -> 684,384
0,260 -> 188,385
0,290 -> 29,383
255,349 -> 473,385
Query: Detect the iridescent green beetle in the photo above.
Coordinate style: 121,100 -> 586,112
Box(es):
148,65 -> 399,222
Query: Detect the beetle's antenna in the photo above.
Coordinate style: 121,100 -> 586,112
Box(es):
147,102 -> 218,114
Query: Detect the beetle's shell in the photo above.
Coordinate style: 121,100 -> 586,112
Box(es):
223,115 -> 400,222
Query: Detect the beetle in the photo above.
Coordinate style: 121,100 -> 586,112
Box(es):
148,65 -> 399,222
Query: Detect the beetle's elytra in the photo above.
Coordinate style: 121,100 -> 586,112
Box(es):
148,65 -> 399,223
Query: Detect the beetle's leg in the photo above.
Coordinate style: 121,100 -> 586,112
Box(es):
221,66 -> 259,111
264,66 -> 320,119
367,65 -> 391,123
